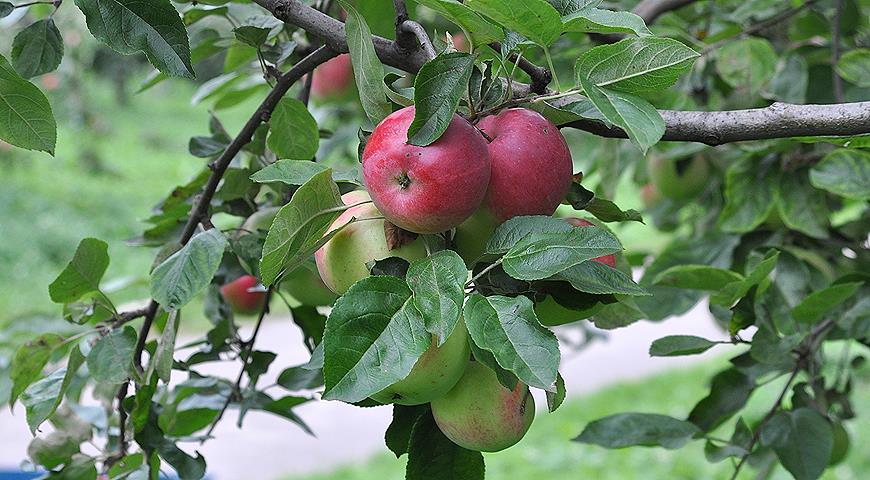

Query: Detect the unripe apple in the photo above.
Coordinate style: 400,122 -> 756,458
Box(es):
370,318 -> 470,405
311,54 -> 354,99
315,190 -> 427,294
431,361 -> 535,452
241,207 -> 337,306
648,153 -> 709,200
220,275 -> 266,315
454,108 -> 573,263
534,295 -> 603,327
362,106 -> 491,233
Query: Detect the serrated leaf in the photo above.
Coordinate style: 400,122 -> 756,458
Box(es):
486,215 -> 573,255
406,410 -> 485,480
233,26 -> 270,48
716,37 -> 777,94
549,0 -> 601,15
578,76 -> 664,153
836,48 -> 870,87
406,250 -> 468,345
74,0 -> 193,78
554,261 -> 648,295
710,250 -> 780,307
649,335 -> 717,357
0,54 -> 57,154
719,157 -> 778,233
250,159 -> 361,186
502,226 -> 623,281
322,276 -> 430,402
416,0 -> 504,45
21,346 -> 85,434
87,326 -> 137,384
792,281 -> 863,324
48,238 -> 110,304
575,37 -> 698,93
267,97 -> 319,160
10,334 -> 65,406
151,229 -> 227,310
259,170 -> 342,286
466,0 -> 562,47
464,294 -> 560,391
809,149 -> 870,199
408,52 -> 476,146
653,265 -> 744,291
11,19 -> 64,78
575,413 -> 700,449
343,1 -> 392,124
563,8 -> 651,36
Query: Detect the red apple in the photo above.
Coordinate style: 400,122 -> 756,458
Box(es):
640,183 -> 661,208
362,106 -> 491,234
311,54 -> 353,98
564,218 -> 616,267
220,275 -> 266,315
452,33 -> 468,52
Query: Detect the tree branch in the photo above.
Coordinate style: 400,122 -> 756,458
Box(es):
491,42 -> 552,94
632,0 -> 699,23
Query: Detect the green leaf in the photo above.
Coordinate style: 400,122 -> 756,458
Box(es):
583,197 -> 643,223
416,0 -> 504,45
809,149 -> 870,199
464,294 -> 560,391
276,365 -> 324,391
711,250 -> 780,307
21,346 -> 85,434
486,215 -> 573,255
267,98 -> 319,160
502,226 -> 623,281
0,54 -> 57,154
653,265 -> 744,291
792,282 -> 863,324
774,408 -> 833,480
88,326 -> 137,384
385,404 -> 430,458
465,0 -> 562,47
575,37 -> 698,93
719,157 -> 778,233
406,411 -> 485,480
578,76 -> 664,153
150,229 -> 227,310
406,250 -> 468,345
562,8 -> 650,36
775,170 -> 829,239
555,261 -> 649,296
649,335 -> 717,357
322,276 -> 431,403
575,413 -> 701,449
233,26 -> 270,48
343,1 -> 392,124
546,373 -> 566,412
688,368 -> 754,432
259,170 -> 342,286
73,0 -> 194,78
0,2 -> 12,17
48,238 -> 110,304
250,159 -> 361,186
10,333 -> 65,406
836,48 -> 870,87
152,310 -> 178,383
408,52 -> 476,146
715,37 -> 777,94
11,19 -> 64,78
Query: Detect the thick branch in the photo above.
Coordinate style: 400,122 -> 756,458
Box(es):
632,0 -> 698,23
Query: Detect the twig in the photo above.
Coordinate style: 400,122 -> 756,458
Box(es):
110,305 -> 153,328
701,1 -> 819,56
632,0 -> 699,24
832,0 -> 844,103
399,20 -> 436,60
203,288 -> 273,441
490,42 -> 552,94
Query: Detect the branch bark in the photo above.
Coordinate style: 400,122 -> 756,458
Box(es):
254,0 -> 870,145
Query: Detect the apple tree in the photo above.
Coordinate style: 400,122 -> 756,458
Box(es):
2,0 -> 870,479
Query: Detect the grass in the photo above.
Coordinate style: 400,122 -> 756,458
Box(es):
284,354 -> 870,480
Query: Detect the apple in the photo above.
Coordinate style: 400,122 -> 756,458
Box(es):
648,153 -> 709,200
452,33 -> 468,52
534,295 -> 603,327
315,190 -> 427,294
370,318 -> 470,405
220,275 -> 266,315
640,183 -> 661,209
311,54 -> 353,99
362,105 -> 491,234
241,207 -> 337,306
431,361 -> 535,452
454,108 -> 573,263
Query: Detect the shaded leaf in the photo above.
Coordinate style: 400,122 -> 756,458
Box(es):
649,335 -> 717,357
267,98 -> 319,160
575,413 -> 700,449
49,238 -> 110,304
810,149 -> 870,199
11,19 -> 64,78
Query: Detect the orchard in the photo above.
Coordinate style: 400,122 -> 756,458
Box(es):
0,1 -> 869,480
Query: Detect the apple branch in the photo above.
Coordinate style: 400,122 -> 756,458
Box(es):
632,0 -> 699,23
253,0 -> 870,145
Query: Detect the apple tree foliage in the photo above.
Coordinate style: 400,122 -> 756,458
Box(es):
2,0 -> 870,479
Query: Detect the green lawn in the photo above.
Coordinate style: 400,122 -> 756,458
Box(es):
285,354 -> 870,480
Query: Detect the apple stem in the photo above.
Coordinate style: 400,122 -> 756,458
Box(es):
474,126 -> 494,143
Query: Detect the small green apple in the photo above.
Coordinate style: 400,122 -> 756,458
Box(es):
431,361 -> 535,452
370,318 -> 470,405
648,153 -> 709,200
315,190 -> 427,294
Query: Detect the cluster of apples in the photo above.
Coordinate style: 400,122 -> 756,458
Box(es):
219,104 -> 618,452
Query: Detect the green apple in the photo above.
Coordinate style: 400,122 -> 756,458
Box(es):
453,208 -> 499,266
534,295 -> 603,326
315,190 -> 427,294
370,318 -> 470,405
648,153 -> 709,200
431,361 -> 535,452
